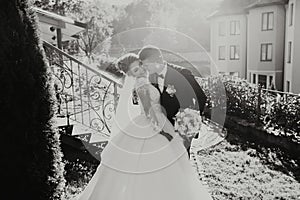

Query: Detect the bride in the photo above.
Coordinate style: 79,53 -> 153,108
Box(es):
73,53 -> 213,200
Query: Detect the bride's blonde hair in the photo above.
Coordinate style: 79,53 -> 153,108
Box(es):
116,53 -> 141,75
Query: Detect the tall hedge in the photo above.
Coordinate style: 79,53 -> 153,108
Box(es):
0,0 -> 65,199
197,76 -> 300,144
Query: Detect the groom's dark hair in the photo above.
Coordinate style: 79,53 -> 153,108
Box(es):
138,45 -> 164,64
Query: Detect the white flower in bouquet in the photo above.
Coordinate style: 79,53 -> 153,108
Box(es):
183,116 -> 189,124
166,84 -> 176,97
174,108 -> 202,140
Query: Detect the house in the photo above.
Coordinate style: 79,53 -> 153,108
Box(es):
208,6 -> 247,79
209,0 -> 300,92
246,0 -> 286,90
284,0 -> 300,93
34,7 -> 86,49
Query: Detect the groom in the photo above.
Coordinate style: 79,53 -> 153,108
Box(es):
137,45 -> 207,157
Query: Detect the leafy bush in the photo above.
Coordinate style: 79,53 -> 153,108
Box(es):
197,76 -> 300,143
224,78 -> 262,123
264,94 -> 300,142
96,55 -> 124,79
63,159 -> 98,199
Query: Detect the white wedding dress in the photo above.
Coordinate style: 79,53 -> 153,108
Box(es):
73,77 -> 213,200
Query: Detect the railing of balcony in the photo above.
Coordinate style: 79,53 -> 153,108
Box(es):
43,41 -> 122,137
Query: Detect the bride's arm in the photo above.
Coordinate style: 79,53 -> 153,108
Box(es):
137,85 -> 178,142
136,85 -> 159,127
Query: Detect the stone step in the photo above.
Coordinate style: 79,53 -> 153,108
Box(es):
72,123 -> 95,135
89,133 -> 109,143
52,117 -> 74,127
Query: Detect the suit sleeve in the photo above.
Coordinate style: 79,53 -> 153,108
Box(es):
181,69 -> 207,115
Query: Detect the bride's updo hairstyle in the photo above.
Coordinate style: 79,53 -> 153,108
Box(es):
116,53 -> 141,75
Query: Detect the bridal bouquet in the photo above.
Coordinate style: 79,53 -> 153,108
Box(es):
174,108 -> 202,142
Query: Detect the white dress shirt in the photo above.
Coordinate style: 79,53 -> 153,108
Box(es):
157,64 -> 167,92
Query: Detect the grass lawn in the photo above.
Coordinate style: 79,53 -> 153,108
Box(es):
193,132 -> 300,200
63,122 -> 300,200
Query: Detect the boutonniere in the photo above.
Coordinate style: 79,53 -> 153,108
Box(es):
166,84 -> 176,97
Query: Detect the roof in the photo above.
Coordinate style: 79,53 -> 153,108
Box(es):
207,0 -> 252,20
207,8 -> 246,19
34,7 -> 75,24
207,0 -> 288,19
34,7 -> 87,43
245,0 -> 288,10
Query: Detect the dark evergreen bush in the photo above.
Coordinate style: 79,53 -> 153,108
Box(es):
63,159 -> 98,197
0,0 -> 65,199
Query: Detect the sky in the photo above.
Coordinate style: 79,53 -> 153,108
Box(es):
101,0 -> 134,6
101,0 -> 222,7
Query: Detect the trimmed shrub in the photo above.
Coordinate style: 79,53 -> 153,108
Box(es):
197,76 -> 300,143
264,94 -> 300,142
63,159 -> 98,199
0,0 -> 65,199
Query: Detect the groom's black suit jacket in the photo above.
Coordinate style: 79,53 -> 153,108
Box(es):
155,63 -> 207,126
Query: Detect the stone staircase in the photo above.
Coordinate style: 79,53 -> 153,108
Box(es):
43,40 -> 121,161
53,116 -> 110,161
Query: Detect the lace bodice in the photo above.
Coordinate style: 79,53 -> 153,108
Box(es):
134,76 -> 177,136
134,77 -> 161,115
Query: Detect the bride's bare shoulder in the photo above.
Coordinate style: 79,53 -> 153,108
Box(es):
135,77 -> 151,90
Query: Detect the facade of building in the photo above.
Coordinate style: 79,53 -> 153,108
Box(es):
209,11 -> 247,79
284,0 -> 300,93
209,0 -> 300,93
247,1 -> 286,90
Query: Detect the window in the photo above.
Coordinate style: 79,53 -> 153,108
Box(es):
230,21 -> 240,35
269,76 -> 273,86
287,41 -> 292,63
230,45 -> 240,60
252,73 -> 256,84
261,43 -> 272,61
290,3 -> 294,26
230,72 -> 239,77
268,76 -> 275,89
286,81 -> 290,92
252,73 -> 274,88
218,22 -> 225,36
218,46 -> 225,60
262,12 -> 274,31
258,74 -> 267,88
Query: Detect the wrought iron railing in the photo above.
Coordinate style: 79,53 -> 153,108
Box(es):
43,41 -> 122,137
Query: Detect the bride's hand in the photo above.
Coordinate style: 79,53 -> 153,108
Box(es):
147,107 -> 162,131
